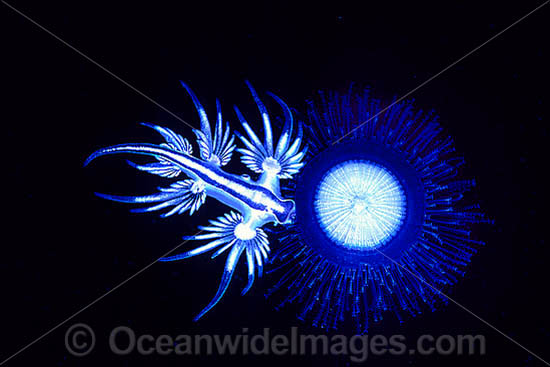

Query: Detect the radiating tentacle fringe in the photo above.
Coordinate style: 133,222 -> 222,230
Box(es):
235,81 -> 307,180
268,87 -> 491,332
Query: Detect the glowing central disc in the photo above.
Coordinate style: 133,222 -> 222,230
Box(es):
314,160 -> 406,250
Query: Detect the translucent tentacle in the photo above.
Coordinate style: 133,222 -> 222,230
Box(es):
246,81 -> 273,156
267,92 -> 294,160
242,249 -> 256,295
95,191 -> 175,204
194,241 -> 245,321
159,237 -> 231,262
94,179 -> 205,217
234,106 -> 268,157
209,101 -> 236,166
211,239 -> 237,259
140,123 -> 193,154
180,81 -> 212,159
213,99 -> 223,153
180,82 -> 235,165
127,160 -> 181,178
126,124 -> 193,178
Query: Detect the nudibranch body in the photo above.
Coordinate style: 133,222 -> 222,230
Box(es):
85,81 -> 306,320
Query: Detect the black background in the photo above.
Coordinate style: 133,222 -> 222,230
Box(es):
3,0 -> 548,366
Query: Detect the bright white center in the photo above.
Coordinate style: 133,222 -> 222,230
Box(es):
262,157 -> 282,174
190,179 -> 205,194
314,160 -> 406,250
234,223 -> 257,240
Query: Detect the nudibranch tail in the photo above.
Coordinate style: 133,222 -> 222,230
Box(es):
85,143 -> 200,177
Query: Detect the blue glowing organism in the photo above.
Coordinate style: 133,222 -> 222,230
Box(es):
85,81 -> 306,320
87,82 -> 489,329
267,87 -> 491,331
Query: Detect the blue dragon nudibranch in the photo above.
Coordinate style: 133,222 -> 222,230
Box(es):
85,81 -> 306,320
86,82 -> 489,329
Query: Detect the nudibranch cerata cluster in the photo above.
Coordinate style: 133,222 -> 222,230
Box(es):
85,82 -> 489,329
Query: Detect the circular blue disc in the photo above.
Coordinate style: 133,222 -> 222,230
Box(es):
314,160 -> 406,251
